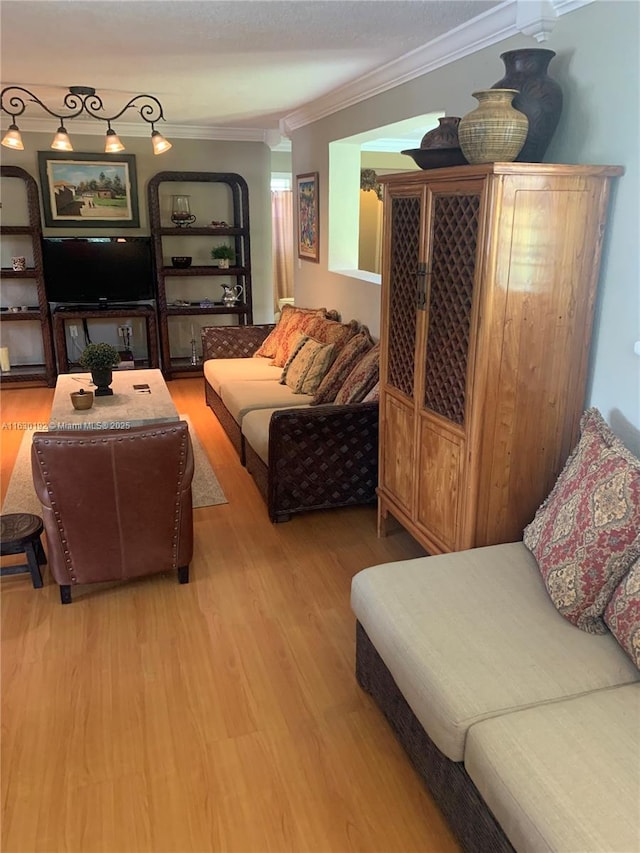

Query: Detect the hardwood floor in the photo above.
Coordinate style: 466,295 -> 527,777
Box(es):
1,378 -> 459,853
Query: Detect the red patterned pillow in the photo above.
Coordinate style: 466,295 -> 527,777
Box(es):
312,332 -> 374,405
310,317 -> 360,351
605,558 -> 640,669
334,344 -> 380,405
253,305 -> 327,361
523,408 -> 640,634
273,309 -> 335,367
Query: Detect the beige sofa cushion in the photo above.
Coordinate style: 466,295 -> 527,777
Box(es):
465,684 -> 640,853
242,405 -> 312,464
220,380 -> 314,425
203,357 -> 282,396
351,542 -> 639,761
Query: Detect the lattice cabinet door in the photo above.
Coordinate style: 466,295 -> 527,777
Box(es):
385,192 -> 423,399
414,182 -> 483,552
378,187 -> 425,520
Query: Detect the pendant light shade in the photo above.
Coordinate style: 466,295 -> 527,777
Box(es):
151,128 -> 172,155
1,123 -> 24,150
50,125 -> 73,152
105,127 -> 125,153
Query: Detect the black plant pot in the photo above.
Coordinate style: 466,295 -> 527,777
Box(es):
91,368 -> 114,396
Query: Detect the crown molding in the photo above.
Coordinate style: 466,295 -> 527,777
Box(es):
280,0 -> 592,134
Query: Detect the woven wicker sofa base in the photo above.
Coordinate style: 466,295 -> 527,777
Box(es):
245,403 -> 379,522
355,621 -> 514,853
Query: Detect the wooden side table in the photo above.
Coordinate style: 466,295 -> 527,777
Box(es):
1,513 -> 46,588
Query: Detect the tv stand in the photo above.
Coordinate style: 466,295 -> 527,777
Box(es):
53,305 -> 159,373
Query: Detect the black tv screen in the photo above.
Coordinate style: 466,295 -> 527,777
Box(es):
42,236 -> 154,305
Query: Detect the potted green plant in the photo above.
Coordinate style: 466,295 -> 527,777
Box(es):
79,342 -> 120,396
210,244 -> 236,269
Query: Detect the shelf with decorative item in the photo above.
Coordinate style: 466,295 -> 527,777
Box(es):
158,226 -> 244,237
1,267 -> 38,278
166,304 -> 247,316
0,165 -> 56,386
0,308 -> 41,319
148,170 -> 253,379
161,265 -> 247,276
0,363 -> 49,383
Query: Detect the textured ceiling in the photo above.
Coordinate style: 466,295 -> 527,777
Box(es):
1,0 -> 499,133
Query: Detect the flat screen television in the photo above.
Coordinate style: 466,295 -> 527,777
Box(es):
42,236 -> 155,305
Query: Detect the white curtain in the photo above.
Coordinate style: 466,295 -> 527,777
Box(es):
271,190 -> 294,312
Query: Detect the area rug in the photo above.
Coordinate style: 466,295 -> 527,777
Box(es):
1,415 -> 226,515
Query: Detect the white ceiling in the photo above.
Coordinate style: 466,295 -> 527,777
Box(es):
1,0 -> 502,145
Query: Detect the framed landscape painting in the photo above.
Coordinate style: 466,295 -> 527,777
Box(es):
37,151 -> 140,227
296,172 -> 319,262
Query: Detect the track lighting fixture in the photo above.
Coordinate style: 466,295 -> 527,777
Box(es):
1,85 -> 172,155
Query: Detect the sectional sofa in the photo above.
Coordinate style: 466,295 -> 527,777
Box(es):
352,409 -> 640,852
202,306 -> 380,521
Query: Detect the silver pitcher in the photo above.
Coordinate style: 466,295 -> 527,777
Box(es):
221,284 -> 243,305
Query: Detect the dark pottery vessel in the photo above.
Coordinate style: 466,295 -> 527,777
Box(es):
420,116 -> 463,149
91,368 -> 114,396
401,148 -> 468,170
491,48 -> 563,162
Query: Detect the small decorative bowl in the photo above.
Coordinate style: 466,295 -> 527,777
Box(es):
401,148 -> 468,170
70,389 -> 94,410
171,256 -> 192,268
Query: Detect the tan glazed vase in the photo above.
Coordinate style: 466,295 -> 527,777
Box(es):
458,89 -> 528,164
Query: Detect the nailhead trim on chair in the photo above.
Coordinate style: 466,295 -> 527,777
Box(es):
33,424 -> 191,581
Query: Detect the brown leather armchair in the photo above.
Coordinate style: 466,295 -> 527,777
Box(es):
31,421 -> 194,603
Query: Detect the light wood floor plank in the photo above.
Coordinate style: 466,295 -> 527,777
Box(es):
1,378 -> 458,853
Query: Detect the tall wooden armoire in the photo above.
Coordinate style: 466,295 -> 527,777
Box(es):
377,163 -> 623,555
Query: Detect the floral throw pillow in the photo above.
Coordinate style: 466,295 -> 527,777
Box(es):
273,309 -> 336,367
605,558 -> 640,669
523,408 -> 640,634
253,305 -> 327,361
312,332 -> 374,405
334,344 -> 380,405
280,335 -> 336,395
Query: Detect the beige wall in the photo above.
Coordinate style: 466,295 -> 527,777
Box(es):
2,133 -> 275,324
290,0 -> 639,451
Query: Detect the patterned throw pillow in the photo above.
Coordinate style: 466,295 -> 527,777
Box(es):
312,332 -> 374,405
280,335 -> 336,395
362,381 -> 380,403
605,558 -> 640,669
334,344 -> 380,405
523,408 -> 640,634
253,305 -> 328,361
306,316 -> 360,351
273,309 -> 336,367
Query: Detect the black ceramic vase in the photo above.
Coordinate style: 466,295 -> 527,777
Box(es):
491,48 -> 563,162
91,368 -> 114,396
